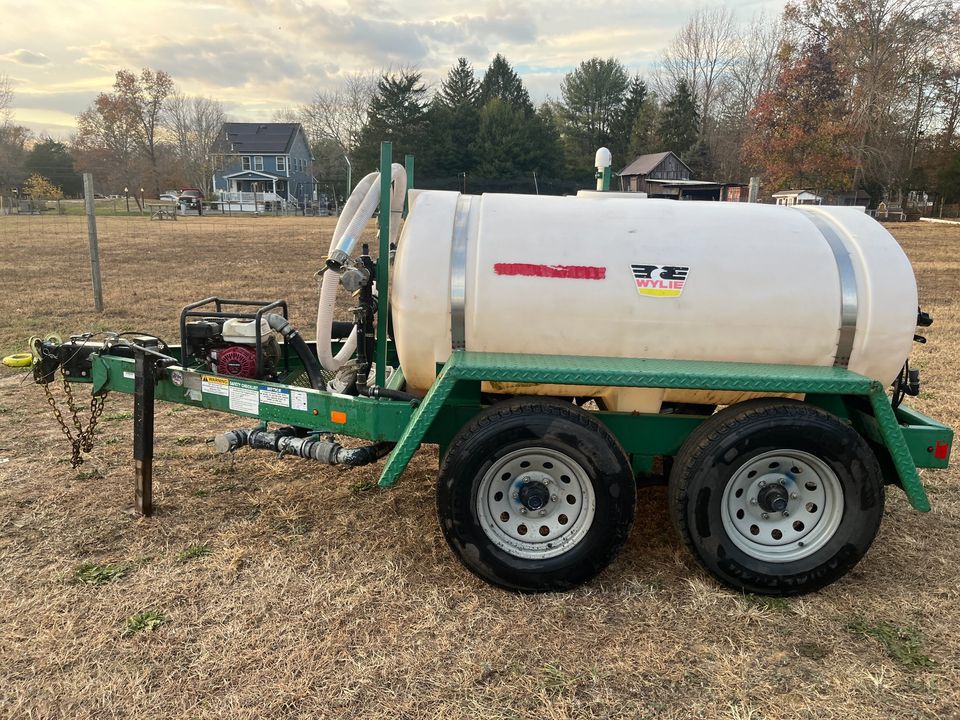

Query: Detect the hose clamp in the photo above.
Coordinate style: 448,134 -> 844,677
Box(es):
326,248 -> 351,272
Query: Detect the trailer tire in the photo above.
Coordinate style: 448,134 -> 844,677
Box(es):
669,398 -> 884,595
437,398 -> 635,592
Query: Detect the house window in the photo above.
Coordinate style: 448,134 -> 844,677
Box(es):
254,156 -> 263,171
276,156 -> 287,173
242,156 -> 251,171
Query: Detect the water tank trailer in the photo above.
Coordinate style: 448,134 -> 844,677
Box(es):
6,143 -> 952,596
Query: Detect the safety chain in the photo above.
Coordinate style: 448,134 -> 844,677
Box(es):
39,366 -> 107,468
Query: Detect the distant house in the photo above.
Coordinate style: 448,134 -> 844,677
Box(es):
772,190 -> 822,206
209,123 -> 315,211
618,150 -> 747,201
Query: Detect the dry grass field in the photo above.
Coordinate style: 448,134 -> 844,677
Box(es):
0,213 -> 958,719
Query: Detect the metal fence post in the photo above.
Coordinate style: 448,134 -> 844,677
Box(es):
82,173 -> 104,312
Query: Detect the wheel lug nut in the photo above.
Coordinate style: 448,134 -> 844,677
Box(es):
519,507 -> 526,514
761,512 -> 769,519
790,492 -> 798,499
779,478 -> 786,486
539,509 -> 547,516
782,511 -> 790,517
750,498 -> 757,505
512,492 -> 519,500
551,494 -> 558,502
759,480 -> 767,488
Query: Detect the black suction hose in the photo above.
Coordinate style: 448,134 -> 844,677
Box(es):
266,314 -> 325,391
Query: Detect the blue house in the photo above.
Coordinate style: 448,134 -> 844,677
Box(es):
210,123 -> 315,211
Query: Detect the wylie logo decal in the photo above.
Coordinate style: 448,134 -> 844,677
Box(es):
631,264 -> 689,298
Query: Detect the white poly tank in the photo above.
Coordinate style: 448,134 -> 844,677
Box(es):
390,191 -> 918,412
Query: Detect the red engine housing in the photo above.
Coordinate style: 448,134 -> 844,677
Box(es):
213,344 -> 258,378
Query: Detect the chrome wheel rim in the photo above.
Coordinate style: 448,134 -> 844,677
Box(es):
720,449 -> 844,563
476,447 -> 596,560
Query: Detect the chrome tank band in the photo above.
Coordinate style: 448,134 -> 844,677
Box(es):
450,195 -> 472,350
800,209 -> 859,368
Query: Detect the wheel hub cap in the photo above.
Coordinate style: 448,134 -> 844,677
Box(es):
720,449 -> 845,563
518,478 -> 550,511
757,483 -> 789,513
476,447 -> 597,560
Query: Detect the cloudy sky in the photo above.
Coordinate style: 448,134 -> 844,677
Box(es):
1,0 -> 786,139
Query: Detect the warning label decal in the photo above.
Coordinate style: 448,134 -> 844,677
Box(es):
259,385 -> 290,408
201,375 -> 230,397
291,390 -> 308,412
228,381 -> 260,414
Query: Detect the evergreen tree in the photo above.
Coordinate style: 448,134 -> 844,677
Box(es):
658,79 -> 700,156
474,99 -> 531,176
354,70 -> 430,172
628,92 -> 660,160
530,103 -> 564,178
560,57 -> 629,169
478,54 -> 533,113
611,75 -> 648,163
437,57 -> 480,109
429,58 -> 481,176
24,139 -> 82,196
473,99 -> 564,179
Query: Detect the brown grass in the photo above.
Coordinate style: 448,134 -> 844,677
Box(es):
0,214 -> 958,719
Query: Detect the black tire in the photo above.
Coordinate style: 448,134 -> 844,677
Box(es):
669,398 -> 884,595
437,397 -> 636,592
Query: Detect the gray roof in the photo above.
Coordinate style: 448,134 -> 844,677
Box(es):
618,151 -> 689,177
211,123 -> 303,154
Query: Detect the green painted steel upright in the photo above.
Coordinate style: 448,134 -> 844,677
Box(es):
376,142 -> 392,388
403,154 -> 415,219
601,166 -> 612,191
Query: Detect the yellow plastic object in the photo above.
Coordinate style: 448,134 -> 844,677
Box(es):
2,353 -> 33,368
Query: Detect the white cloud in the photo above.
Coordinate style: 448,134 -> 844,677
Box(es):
0,0 -> 789,134
0,49 -> 51,66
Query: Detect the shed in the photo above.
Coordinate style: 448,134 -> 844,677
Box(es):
771,190 -> 822,206
618,152 -> 692,193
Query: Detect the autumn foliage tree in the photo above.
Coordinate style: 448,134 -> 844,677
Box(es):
742,43 -> 855,191
23,173 -> 62,210
73,68 -> 173,197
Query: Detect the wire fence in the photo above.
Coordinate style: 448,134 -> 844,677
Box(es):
0,189 -> 344,359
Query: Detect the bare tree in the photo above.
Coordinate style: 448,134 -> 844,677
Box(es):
0,74 -> 30,193
0,73 -> 12,128
73,93 -> 143,196
787,0 -> 953,192
299,72 -> 378,154
657,7 -> 739,131
166,92 -> 227,192
114,68 -> 174,196
934,11 -> 960,149
723,13 -> 788,121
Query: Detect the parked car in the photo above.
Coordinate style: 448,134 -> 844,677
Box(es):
159,192 -> 179,202
178,188 -> 204,215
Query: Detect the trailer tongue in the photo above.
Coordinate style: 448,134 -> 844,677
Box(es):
4,143 -> 952,597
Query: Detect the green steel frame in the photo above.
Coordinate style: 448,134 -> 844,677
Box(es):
49,142 -> 955,515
